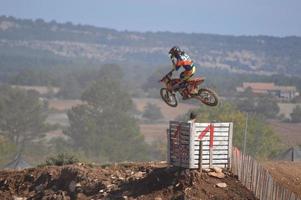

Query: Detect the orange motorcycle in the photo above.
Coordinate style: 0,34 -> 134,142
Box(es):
159,70 -> 218,107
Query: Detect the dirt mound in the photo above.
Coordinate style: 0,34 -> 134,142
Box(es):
0,161 -> 256,200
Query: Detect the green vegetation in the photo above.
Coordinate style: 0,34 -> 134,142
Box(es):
0,136 -> 16,165
0,15 -> 300,165
142,103 -> 163,121
191,102 -> 280,158
234,89 -> 280,119
65,65 -> 150,162
42,153 -> 79,166
0,85 -> 48,154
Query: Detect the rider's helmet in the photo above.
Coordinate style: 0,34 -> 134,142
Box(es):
169,46 -> 181,58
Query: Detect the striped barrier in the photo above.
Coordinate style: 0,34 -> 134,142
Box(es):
167,121 -> 233,169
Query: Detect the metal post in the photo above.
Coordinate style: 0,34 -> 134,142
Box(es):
209,146 -> 213,168
167,128 -> 171,165
209,124 -> 214,168
243,113 -> 249,155
198,141 -> 203,172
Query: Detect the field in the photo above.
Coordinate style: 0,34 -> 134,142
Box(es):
133,98 -> 199,144
278,103 -> 301,119
47,98 -> 199,144
48,99 -> 82,111
267,120 -> 301,147
133,98 -> 199,121
264,161 -> 301,197
48,98 -> 198,118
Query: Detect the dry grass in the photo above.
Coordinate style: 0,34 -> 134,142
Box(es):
268,120 -> 301,147
48,99 -> 83,111
133,98 -> 198,120
134,98 -> 199,144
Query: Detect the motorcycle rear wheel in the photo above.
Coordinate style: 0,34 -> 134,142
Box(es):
160,88 -> 178,107
197,88 -> 218,106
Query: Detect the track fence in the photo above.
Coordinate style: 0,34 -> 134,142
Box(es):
232,147 -> 301,200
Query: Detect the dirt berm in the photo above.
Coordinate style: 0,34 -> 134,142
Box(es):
0,161 -> 256,200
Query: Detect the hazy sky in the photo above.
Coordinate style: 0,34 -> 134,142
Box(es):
0,0 -> 300,36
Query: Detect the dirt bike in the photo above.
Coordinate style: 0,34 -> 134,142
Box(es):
159,69 -> 218,107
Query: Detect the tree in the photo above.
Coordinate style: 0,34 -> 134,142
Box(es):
235,92 -> 280,119
290,105 -> 301,123
234,88 -> 256,113
255,96 -> 279,118
65,65 -> 150,162
0,136 -> 16,165
142,103 -> 163,121
0,85 -> 47,154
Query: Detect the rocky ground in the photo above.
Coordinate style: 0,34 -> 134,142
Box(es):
0,161 -> 257,200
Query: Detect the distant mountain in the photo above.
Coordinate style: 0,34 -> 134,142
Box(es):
1,16 -> 301,76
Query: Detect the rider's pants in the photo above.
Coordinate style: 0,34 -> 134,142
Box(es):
180,66 -> 196,81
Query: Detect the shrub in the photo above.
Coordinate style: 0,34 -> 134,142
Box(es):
142,103 -> 163,121
43,153 -> 79,166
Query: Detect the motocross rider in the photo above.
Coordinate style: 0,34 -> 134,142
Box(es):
168,46 -> 197,97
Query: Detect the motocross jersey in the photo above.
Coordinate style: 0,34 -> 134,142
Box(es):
172,53 -> 195,71
171,53 -> 196,80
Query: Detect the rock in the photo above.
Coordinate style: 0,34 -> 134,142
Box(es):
75,183 -> 81,187
24,174 -> 34,182
203,168 -> 211,172
13,197 -> 27,200
208,172 -> 225,179
77,193 -> 88,199
216,182 -> 227,188
35,184 -> 44,192
134,171 -> 145,179
212,167 -> 223,173
155,197 -> 162,200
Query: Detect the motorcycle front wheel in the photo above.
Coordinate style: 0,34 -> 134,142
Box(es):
160,88 -> 178,107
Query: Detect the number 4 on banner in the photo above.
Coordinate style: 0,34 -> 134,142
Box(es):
198,124 -> 214,147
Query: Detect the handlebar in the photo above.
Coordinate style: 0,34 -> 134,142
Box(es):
159,69 -> 175,82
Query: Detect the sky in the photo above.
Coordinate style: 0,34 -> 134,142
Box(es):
0,0 -> 300,36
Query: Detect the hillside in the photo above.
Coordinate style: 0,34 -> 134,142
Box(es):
1,16 -> 301,76
0,162 -> 256,200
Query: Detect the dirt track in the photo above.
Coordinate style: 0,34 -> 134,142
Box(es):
0,162 -> 256,200
264,161 -> 301,198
